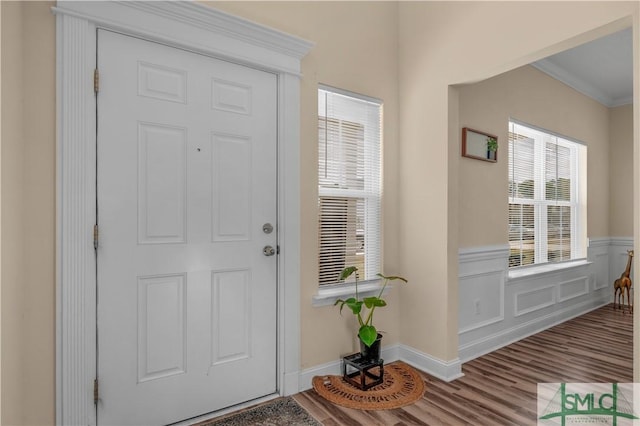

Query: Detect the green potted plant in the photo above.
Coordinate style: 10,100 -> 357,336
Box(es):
486,136 -> 498,152
334,266 -> 408,360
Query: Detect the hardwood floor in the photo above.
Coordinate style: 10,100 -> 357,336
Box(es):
294,304 -> 633,425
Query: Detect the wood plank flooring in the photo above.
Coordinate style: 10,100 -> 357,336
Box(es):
294,304 -> 633,425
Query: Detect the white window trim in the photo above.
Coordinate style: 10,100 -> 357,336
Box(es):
319,83 -> 381,104
508,119 -> 587,268
316,86 -> 382,289
312,279 -> 386,307
313,279 -> 397,307
508,259 -> 591,281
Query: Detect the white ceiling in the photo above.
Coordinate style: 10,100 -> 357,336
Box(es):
532,28 -> 633,108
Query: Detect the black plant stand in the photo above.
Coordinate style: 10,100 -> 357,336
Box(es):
341,353 -> 384,390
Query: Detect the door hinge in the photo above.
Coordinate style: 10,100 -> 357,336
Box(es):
93,378 -> 99,404
93,224 -> 99,250
94,68 -> 99,94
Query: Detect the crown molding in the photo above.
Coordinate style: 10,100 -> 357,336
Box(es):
531,60 -> 631,108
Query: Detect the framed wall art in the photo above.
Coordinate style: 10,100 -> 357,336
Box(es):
462,127 -> 498,163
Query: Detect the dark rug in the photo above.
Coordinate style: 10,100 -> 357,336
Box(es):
198,397 -> 321,426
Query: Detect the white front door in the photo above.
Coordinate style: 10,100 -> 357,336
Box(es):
96,29 -> 278,425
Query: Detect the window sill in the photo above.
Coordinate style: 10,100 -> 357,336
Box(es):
312,280 -> 388,307
508,259 -> 591,282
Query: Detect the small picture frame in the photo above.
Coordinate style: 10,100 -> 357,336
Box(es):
462,127 -> 498,163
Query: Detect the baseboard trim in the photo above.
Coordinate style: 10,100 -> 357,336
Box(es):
397,344 -> 464,382
298,345 -> 400,391
298,359 -> 338,392
298,343 -> 462,391
458,297 -> 610,363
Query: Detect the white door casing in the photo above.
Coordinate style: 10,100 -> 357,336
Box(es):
54,2 -> 313,425
97,29 -> 278,425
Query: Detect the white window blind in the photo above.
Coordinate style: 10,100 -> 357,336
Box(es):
318,87 -> 381,286
508,121 -> 586,268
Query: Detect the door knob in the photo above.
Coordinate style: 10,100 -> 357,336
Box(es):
263,245 -> 276,256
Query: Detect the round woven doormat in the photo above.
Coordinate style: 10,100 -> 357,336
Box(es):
312,361 -> 425,410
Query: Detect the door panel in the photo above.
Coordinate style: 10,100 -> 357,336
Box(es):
138,123 -> 187,244
137,274 -> 187,383
211,269 -> 251,365
212,133 -> 252,241
97,29 -> 277,425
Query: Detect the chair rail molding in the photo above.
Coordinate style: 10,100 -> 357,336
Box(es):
54,2 -> 312,425
459,244 -> 510,264
609,236 -> 634,247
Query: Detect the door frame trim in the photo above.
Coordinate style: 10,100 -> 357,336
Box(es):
54,2 -> 313,424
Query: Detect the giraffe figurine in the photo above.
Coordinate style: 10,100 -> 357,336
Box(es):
613,250 -> 634,313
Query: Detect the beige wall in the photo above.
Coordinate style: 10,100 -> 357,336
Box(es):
1,2 -> 56,425
610,104 -> 634,237
22,3 -> 56,425
211,1 -> 401,369
458,65 -> 613,248
397,2 -> 638,361
2,2 -> 25,424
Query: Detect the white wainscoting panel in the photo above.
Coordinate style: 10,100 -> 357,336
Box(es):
458,239 -> 627,363
514,284 -> 555,317
459,270 -> 504,333
557,276 -> 590,302
458,245 -> 508,334
589,238 -> 611,291
593,253 -> 610,290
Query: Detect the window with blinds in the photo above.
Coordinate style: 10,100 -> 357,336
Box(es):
508,121 -> 586,268
318,87 -> 381,286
